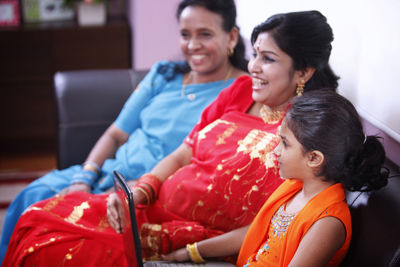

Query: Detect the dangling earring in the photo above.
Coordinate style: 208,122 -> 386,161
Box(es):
296,80 -> 305,96
228,47 -> 234,57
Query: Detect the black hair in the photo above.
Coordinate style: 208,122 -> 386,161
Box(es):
286,90 -> 389,192
251,11 -> 339,92
174,0 -> 248,73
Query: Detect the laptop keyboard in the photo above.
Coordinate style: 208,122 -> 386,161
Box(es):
145,262 -> 203,267
144,261 -> 235,267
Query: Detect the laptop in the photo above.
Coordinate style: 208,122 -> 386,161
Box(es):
113,171 -> 235,267
113,170 -> 143,267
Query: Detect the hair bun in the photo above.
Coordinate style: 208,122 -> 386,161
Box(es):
345,136 -> 389,191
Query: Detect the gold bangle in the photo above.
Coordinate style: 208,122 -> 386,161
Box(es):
82,161 -> 100,175
134,187 -> 150,206
186,242 -> 206,263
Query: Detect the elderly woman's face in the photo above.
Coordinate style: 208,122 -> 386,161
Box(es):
178,6 -> 234,75
248,32 -> 302,109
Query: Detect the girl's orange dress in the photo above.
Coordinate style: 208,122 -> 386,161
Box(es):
237,180 -> 352,267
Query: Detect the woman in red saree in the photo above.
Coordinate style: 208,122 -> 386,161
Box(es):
3,10 -> 340,266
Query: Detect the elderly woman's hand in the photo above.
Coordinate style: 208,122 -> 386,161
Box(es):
59,183 -> 91,196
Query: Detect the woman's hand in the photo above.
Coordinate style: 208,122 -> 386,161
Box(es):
161,247 -> 189,262
59,183 -> 91,196
106,192 -> 124,233
131,186 -> 152,206
106,187 -> 149,233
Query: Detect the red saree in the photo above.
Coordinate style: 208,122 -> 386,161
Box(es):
2,192 -> 127,266
3,76 -> 285,266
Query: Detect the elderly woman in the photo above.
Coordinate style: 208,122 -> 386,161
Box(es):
3,10 -> 339,266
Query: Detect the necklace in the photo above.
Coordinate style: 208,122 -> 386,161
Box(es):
259,105 -> 285,123
181,65 -> 233,97
181,71 -> 192,97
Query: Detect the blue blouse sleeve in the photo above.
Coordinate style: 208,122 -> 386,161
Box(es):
114,61 -> 167,134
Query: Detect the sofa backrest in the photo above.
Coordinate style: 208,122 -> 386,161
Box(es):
54,69 -> 148,169
341,161 -> 400,266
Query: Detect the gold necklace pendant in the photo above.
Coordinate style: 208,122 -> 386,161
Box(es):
259,105 -> 284,123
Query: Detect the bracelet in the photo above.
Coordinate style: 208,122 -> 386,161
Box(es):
186,242 -> 206,263
71,170 -> 97,187
82,161 -> 101,175
137,173 -> 162,199
135,183 -> 154,203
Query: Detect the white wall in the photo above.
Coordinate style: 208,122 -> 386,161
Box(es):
236,0 -> 400,143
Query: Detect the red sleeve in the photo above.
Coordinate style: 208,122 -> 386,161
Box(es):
184,75 -> 252,147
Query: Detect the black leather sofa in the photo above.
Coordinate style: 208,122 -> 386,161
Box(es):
342,160 -> 400,267
54,69 -> 147,169
53,69 -> 400,266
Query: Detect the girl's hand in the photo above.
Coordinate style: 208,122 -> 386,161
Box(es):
161,247 -> 190,262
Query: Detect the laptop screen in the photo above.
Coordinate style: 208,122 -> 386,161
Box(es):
113,170 -> 143,267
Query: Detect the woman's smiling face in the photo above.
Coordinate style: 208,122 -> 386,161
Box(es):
248,32 -> 303,109
178,6 -> 234,75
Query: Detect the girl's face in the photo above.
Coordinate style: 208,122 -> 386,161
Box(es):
178,6 -> 236,75
274,119 -> 309,180
248,32 -> 303,109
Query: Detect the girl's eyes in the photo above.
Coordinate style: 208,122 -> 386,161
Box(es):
281,138 -> 288,147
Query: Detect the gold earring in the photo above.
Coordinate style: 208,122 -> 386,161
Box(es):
228,47 -> 234,57
296,80 -> 305,96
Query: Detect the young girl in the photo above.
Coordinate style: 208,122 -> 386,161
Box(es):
237,90 -> 389,266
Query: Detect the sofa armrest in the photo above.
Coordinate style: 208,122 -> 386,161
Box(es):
54,69 -> 148,169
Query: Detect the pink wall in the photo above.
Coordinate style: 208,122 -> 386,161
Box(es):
130,0 -> 183,70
